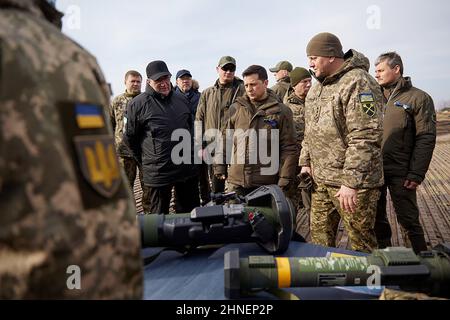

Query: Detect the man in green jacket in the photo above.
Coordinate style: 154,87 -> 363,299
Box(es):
374,52 -> 437,253
270,60 -> 293,101
214,65 -> 298,197
300,33 -> 384,253
196,56 -> 245,193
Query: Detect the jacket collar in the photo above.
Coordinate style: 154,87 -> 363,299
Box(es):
236,90 -> 281,113
214,77 -> 243,89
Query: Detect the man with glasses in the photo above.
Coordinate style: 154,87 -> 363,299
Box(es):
196,56 -> 245,193
124,60 -> 200,214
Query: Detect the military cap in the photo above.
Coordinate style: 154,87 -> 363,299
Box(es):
269,61 -> 293,73
290,67 -> 312,87
146,60 -> 172,80
218,56 -> 236,68
306,32 -> 344,58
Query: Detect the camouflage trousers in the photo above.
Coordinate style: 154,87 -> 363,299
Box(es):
118,156 -> 151,213
311,184 -> 380,253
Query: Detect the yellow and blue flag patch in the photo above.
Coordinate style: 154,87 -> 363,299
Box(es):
359,93 -> 376,117
76,104 -> 105,129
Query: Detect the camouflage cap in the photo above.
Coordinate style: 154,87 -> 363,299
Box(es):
218,56 -> 236,68
306,32 -> 344,58
269,61 -> 293,73
290,67 -> 312,87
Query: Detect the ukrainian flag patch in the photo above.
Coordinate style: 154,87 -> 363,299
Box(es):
359,93 -> 376,117
75,104 -> 105,129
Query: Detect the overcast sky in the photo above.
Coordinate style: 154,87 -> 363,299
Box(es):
57,0 -> 450,108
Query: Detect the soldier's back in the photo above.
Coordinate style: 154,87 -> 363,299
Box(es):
0,1 -> 143,299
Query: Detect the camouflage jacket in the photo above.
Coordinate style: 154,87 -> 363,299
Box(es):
283,88 -> 306,154
109,91 -> 139,157
0,0 -> 142,299
195,77 -> 245,146
271,77 -> 290,102
214,91 -> 299,189
299,50 -> 384,189
382,77 -> 436,183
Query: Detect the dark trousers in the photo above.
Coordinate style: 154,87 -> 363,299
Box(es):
145,176 -> 200,214
208,165 -> 225,193
198,163 -> 211,205
375,177 -> 427,253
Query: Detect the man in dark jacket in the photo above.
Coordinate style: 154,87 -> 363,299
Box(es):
374,52 -> 437,253
175,69 -> 201,121
124,61 -> 200,214
175,69 -> 210,205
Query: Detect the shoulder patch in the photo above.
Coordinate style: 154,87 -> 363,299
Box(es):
75,104 -> 105,129
360,93 -> 376,117
359,93 -> 375,103
74,135 -> 121,198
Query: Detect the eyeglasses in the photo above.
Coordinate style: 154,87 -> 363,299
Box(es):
221,65 -> 236,73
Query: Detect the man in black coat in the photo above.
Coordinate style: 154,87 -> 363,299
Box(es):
175,69 -> 211,205
124,61 -> 199,214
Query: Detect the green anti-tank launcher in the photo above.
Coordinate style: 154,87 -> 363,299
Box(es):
224,244 -> 450,299
139,185 -> 294,254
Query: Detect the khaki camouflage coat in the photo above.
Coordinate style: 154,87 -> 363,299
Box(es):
0,0 -> 143,299
299,50 -> 384,189
109,91 -> 139,157
283,88 -> 306,154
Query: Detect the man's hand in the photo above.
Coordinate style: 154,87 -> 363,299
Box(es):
335,185 -> 358,213
301,166 -> 312,176
404,179 -> 420,190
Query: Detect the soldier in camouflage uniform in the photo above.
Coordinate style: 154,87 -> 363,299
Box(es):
110,70 -> 150,212
283,67 -> 313,237
0,0 -> 143,298
300,33 -> 384,253
269,60 -> 293,102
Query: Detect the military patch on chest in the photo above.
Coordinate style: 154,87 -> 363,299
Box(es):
359,93 -> 376,117
263,118 -> 279,128
74,135 -> 121,198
